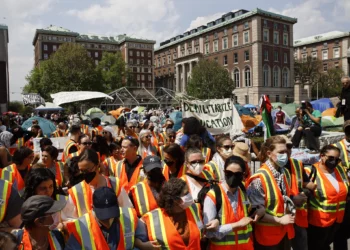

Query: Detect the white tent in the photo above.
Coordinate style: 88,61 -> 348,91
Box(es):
35,102 -> 64,111
51,91 -> 113,106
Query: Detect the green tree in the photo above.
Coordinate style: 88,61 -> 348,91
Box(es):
312,68 -> 343,98
24,43 -> 102,100
8,101 -> 32,114
186,59 -> 234,99
294,56 -> 323,87
96,52 -> 127,92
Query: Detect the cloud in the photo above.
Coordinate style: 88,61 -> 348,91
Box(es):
67,0 -> 180,46
332,0 -> 350,22
0,0 -> 54,101
185,9 -> 238,32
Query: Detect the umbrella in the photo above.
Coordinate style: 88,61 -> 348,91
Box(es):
85,108 -> 104,119
22,116 -> 56,137
109,107 -> 131,119
169,111 -> 183,132
244,104 -> 256,109
322,108 -> 337,117
132,106 -> 146,113
3,111 -> 18,116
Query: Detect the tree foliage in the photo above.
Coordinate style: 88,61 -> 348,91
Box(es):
24,43 -> 102,100
8,101 -> 32,114
186,59 -> 234,99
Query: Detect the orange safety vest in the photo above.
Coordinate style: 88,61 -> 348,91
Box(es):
305,162 -> 349,227
0,179 -> 13,223
91,125 -> 103,138
68,149 -> 81,159
129,180 -> 159,217
52,161 -> 64,187
162,163 -> 186,180
80,124 -> 90,135
4,163 -> 30,193
206,184 -> 253,249
68,176 -> 121,217
113,159 -> 144,192
151,131 -> 159,149
66,209 -> 137,250
158,145 -> 165,160
204,160 -> 223,182
158,132 -> 167,144
103,156 -> 118,176
142,203 -> 203,250
139,145 -> 158,159
202,147 -> 211,163
334,139 -> 350,169
51,130 -> 65,138
62,139 -> 78,162
286,158 -> 308,228
14,228 -> 63,250
0,169 -> 15,184
246,163 -> 294,246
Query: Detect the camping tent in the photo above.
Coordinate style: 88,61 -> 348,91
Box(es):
35,102 -> 64,111
321,108 -> 337,117
310,98 -> 334,113
281,103 -> 299,117
321,116 -> 344,127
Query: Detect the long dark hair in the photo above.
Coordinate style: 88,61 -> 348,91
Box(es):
92,135 -> 110,157
79,149 -> 99,166
158,178 -> 187,214
23,168 -> 58,201
42,145 -> 59,161
163,143 -> 185,169
183,117 -> 206,136
12,147 -> 33,165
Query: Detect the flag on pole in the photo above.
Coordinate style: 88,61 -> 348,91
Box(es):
259,95 -> 275,138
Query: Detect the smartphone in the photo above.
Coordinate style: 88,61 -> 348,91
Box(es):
248,207 -> 257,218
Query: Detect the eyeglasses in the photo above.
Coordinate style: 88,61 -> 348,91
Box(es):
326,156 -> 341,162
81,142 -> 92,146
128,126 -> 136,129
144,135 -> 152,139
221,145 -> 234,150
102,131 -> 108,134
189,160 -> 205,165
169,136 -> 175,139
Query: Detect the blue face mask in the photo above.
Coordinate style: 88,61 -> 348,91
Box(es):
276,153 -> 288,167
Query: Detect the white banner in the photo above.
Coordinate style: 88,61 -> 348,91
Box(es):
182,98 -> 243,135
22,94 -> 45,106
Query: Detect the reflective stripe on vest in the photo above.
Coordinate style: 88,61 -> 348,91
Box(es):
0,180 -> 12,222
202,147 -> 211,163
55,162 -> 64,186
130,180 -> 158,217
56,194 -> 68,201
17,138 -> 24,149
206,184 -> 252,247
5,164 -> 26,192
0,169 -> 14,184
48,231 -> 61,250
162,164 -> 186,180
17,229 -> 63,250
105,157 -> 117,176
205,161 -> 222,181
63,140 -> 77,161
159,146 -> 165,160
334,140 -> 350,168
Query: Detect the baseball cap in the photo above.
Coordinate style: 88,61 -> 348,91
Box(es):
143,155 -> 162,173
21,195 -> 67,223
93,187 -> 119,221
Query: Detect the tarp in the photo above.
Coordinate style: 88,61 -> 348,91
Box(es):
169,111 -> 183,132
241,115 -> 261,132
51,91 -> 113,106
321,116 -> 344,127
310,98 -> 334,113
322,108 -> 337,117
35,102 -> 64,111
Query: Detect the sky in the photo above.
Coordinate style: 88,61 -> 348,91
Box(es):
1,0 -> 349,101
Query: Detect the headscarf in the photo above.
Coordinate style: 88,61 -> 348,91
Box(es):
0,131 -> 14,148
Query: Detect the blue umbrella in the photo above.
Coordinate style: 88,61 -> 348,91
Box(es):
169,111 -> 183,132
22,116 -> 56,137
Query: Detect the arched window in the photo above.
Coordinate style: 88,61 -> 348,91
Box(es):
245,67 -> 251,87
233,68 -> 240,88
273,66 -> 280,87
263,65 -> 269,87
282,68 -> 289,87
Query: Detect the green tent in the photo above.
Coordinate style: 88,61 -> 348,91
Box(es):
282,103 -> 299,117
321,116 -> 344,127
271,102 -> 285,109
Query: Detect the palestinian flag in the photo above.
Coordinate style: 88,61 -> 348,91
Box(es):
259,95 -> 275,138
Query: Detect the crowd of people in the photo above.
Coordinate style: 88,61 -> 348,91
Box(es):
0,105 -> 349,250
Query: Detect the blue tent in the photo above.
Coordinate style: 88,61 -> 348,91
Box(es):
244,104 -> 256,109
234,104 -> 253,116
310,98 -> 334,113
169,111 -> 182,132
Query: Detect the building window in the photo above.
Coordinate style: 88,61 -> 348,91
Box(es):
245,95 -> 249,104
205,43 -> 209,54
141,75 -> 145,81
283,33 -> 288,46
95,52 -> 98,58
244,51 -> 250,61
276,95 -> 280,102
44,53 -> 48,60
148,75 -> 152,81
274,51 -> 279,62
322,50 -> 328,60
188,48 -> 192,55
233,69 -> 240,88
274,23 -> 278,30
181,50 -> 185,57
302,54 -> 307,62
233,34 -> 238,47
141,52 -> 144,57
42,36 -> 47,40
233,25 -> 238,32
264,50 -> 269,61
137,75 -> 140,80
141,59 -> 144,65
130,58 -> 133,64
137,59 -> 140,65
234,53 -> 238,64
244,21 -> 249,29
129,50 -> 133,56
245,67 -> 251,87
44,44 -> 48,51
148,82 -> 152,88
163,58 -> 166,65
95,60 -> 99,66
137,51 -> 140,56
53,36 -> 57,41
214,32 -> 218,39
53,45 -> 57,52
214,40 -> 219,52
137,67 -> 140,73
263,29 -> 269,42
137,82 -> 141,87
284,52 -> 288,63
323,64 -> 328,72
282,68 -> 289,87
223,29 -> 228,36
273,31 -> 279,44
148,52 -> 151,57
94,44 -> 99,49
244,31 -> 249,44
263,20 -> 268,27
195,47 -> 199,53
223,55 -> 228,65
223,37 -> 228,49
335,62 -> 339,68
174,53 -> 177,59
334,48 -> 340,58
148,60 -> 151,65
168,55 -> 171,64
87,51 -> 91,57
273,67 -> 280,87
157,59 -> 161,67
263,65 -> 269,87
67,37 -> 71,42
312,52 -> 317,60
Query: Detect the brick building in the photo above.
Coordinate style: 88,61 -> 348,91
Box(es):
0,24 -> 9,112
32,25 -> 156,89
154,8 -> 297,105
294,31 -> 350,76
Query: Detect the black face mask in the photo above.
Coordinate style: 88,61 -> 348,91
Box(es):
70,174 -> 85,186
166,125 -> 173,129
325,159 -> 338,170
147,169 -> 165,183
83,171 -> 97,183
226,172 -> 243,188
149,127 -> 154,131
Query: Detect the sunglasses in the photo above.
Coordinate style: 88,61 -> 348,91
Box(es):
224,170 -> 244,177
189,160 -> 205,165
286,144 -> 293,149
81,142 -> 92,145
128,126 -> 136,129
326,156 -> 341,162
169,136 -> 175,139
164,159 -> 175,166
102,131 -> 108,134
144,135 -> 152,139
221,145 -> 234,150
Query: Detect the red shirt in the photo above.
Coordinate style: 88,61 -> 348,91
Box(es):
276,111 -> 285,123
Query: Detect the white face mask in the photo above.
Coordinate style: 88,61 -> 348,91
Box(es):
179,193 -> 193,209
190,162 -> 204,176
221,148 -> 233,158
42,212 -> 60,230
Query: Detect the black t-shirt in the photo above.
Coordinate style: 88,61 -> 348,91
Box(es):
4,183 -> 23,222
125,156 -> 142,181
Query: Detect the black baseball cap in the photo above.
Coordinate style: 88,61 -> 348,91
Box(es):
21,195 -> 67,223
93,187 -> 119,221
143,155 -> 162,173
